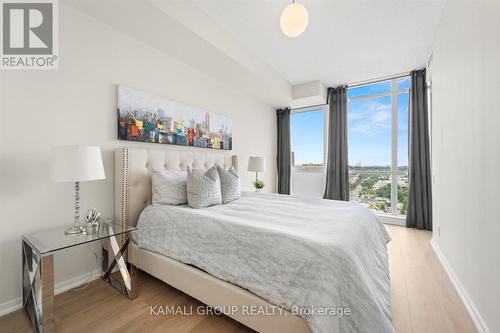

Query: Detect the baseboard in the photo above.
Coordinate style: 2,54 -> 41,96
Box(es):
430,239 -> 490,333
0,269 -> 102,317
0,298 -> 22,318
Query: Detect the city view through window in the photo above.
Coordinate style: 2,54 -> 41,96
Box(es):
291,77 -> 410,216
348,78 -> 409,215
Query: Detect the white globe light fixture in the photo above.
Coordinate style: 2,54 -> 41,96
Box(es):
280,1 -> 309,38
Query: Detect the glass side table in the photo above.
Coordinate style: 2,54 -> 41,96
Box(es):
22,221 -> 138,333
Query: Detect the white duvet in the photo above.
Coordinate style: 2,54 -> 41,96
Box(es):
137,192 -> 394,333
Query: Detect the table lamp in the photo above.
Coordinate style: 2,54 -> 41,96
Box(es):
247,156 -> 266,190
50,145 -> 106,234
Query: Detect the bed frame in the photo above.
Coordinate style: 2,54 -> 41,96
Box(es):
115,147 -> 311,333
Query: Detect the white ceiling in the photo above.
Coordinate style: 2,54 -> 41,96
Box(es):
191,0 -> 447,87
64,0 -> 292,107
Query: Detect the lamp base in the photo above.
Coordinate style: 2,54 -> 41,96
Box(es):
65,225 -> 84,235
65,181 -> 84,235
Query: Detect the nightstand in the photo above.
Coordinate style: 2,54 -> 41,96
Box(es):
22,221 -> 137,333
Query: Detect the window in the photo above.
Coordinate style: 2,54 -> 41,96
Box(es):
291,108 -> 325,168
348,77 -> 409,216
290,107 -> 326,198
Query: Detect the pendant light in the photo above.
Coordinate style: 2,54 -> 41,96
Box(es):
280,0 -> 309,38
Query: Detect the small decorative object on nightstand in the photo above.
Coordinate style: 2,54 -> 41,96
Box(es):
248,156 -> 266,192
253,179 -> 265,192
50,145 -> 106,234
84,208 -> 101,235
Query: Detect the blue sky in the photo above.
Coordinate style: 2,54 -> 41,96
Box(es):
291,109 -> 325,165
291,78 -> 409,167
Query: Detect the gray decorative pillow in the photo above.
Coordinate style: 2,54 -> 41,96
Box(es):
186,166 -> 222,209
217,165 -> 241,203
151,169 -> 187,206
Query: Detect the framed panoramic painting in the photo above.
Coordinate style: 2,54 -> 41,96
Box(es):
117,85 -> 232,150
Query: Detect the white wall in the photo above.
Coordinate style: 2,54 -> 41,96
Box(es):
291,168 -> 325,198
0,3 -> 283,309
429,0 -> 500,332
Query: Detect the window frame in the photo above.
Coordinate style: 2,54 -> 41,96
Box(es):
290,105 -> 328,172
347,77 -> 410,216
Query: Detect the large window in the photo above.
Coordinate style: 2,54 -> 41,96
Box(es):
348,77 -> 409,216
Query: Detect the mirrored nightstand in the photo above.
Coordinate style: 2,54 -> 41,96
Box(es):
22,221 -> 138,333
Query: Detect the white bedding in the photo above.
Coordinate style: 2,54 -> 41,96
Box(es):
137,192 -> 394,333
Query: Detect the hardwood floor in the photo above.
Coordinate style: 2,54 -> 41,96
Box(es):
0,225 -> 477,333
386,225 -> 477,333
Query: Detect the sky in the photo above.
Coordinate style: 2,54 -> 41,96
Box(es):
291,109 -> 325,165
291,78 -> 409,167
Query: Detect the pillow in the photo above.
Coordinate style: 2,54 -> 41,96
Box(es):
217,165 -> 241,203
186,166 -> 222,209
151,169 -> 187,206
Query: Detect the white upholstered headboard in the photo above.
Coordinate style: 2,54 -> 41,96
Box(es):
115,147 -> 238,227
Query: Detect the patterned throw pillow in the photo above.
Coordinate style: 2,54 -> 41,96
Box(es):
151,169 -> 187,205
186,166 -> 222,209
217,165 -> 241,203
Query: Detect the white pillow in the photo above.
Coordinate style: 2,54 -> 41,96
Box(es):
186,166 -> 222,209
151,169 -> 187,206
217,165 -> 241,203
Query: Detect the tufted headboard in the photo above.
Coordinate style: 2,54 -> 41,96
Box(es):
115,147 -> 238,227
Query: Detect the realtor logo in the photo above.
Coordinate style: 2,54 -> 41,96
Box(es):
1,0 -> 58,69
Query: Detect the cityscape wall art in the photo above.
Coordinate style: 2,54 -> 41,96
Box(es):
117,85 -> 232,150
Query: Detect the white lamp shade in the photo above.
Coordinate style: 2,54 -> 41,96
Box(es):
248,156 -> 266,173
280,3 -> 309,38
50,145 -> 106,182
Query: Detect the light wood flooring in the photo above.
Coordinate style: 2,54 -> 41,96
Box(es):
0,225 -> 477,333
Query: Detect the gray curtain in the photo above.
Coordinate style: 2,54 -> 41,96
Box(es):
406,69 -> 433,230
277,108 -> 291,194
324,86 -> 349,201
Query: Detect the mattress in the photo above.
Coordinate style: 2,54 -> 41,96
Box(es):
136,192 -> 394,333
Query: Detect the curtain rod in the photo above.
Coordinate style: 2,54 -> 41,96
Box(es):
291,103 -> 328,111
347,72 -> 410,88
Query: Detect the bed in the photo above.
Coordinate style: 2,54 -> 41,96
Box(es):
115,147 -> 394,333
